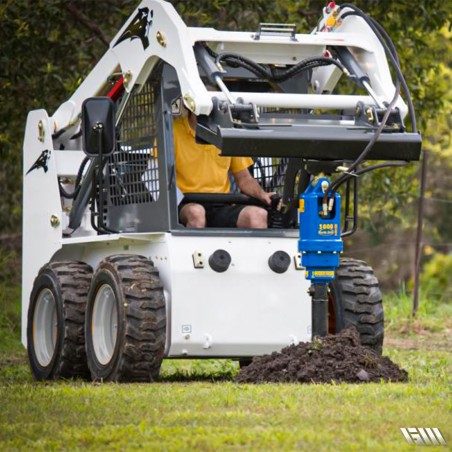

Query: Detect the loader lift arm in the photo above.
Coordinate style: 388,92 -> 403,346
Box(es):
56,1 -> 421,240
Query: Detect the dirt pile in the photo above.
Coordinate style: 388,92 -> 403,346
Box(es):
235,328 -> 408,384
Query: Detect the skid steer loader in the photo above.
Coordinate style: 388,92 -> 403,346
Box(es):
22,1 -> 421,381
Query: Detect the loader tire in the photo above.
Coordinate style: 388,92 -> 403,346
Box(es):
85,255 -> 166,382
27,261 -> 93,380
328,258 -> 384,354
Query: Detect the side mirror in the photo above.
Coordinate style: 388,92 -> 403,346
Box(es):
82,97 -> 116,157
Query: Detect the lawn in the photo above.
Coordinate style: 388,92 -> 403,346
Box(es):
0,286 -> 451,451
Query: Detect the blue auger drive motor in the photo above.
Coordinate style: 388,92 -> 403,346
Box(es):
298,177 -> 343,285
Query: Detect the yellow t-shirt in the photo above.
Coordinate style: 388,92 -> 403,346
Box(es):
173,115 -> 253,193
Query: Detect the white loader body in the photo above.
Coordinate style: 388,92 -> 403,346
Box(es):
51,233 -> 310,357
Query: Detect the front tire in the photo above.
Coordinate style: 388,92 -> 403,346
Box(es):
329,258 -> 384,354
85,255 -> 166,382
27,261 -> 93,380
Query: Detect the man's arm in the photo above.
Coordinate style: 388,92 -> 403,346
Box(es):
233,169 -> 274,205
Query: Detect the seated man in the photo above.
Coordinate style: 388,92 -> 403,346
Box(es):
173,109 -> 273,228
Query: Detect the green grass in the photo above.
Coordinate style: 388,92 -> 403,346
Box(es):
0,287 -> 451,451
384,287 -> 452,336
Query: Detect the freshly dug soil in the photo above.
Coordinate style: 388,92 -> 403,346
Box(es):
235,328 -> 408,384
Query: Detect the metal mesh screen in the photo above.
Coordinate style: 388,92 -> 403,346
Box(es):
252,157 -> 288,193
107,80 -> 159,206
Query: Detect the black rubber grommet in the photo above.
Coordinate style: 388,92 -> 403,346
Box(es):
268,250 -> 291,274
208,249 -> 231,273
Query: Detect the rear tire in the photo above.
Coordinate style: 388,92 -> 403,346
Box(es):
329,258 -> 384,354
27,261 -> 93,380
85,255 -> 166,382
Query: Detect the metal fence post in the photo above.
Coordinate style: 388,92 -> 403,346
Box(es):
413,150 -> 428,316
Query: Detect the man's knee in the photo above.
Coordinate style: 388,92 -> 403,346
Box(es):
237,206 -> 268,228
180,203 -> 206,228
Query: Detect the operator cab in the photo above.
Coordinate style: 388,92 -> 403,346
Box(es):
87,56 -> 313,234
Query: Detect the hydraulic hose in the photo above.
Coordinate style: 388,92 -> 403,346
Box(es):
354,161 -> 408,176
339,3 -> 417,133
323,4 -> 417,204
58,156 -> 90,199
327,79 -> 401,199
215,53 -> 348,83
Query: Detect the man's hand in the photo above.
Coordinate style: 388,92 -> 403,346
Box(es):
258,190 -> 277,206
233,168 -> 274,205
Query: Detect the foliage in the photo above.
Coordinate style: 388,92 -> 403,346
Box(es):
0,247 -> 22,352
360,25 -> 452,238
0,0 -> 136,232
419,252 -> 452,303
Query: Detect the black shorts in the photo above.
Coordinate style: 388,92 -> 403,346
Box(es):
179,203 -> 246,228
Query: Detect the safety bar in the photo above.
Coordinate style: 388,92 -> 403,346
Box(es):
208,92 -> 399,113
196,122 -> 422,161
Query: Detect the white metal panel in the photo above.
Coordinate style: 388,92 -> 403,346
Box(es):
213,41 -> 324,66
54,150 -> 85,176
22,111 -> 63,346
166,234 -> 311,357
54,232 -> 311,357
188,28 -> 375,53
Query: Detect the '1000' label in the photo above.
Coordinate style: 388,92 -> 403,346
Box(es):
318,223 -> 337,235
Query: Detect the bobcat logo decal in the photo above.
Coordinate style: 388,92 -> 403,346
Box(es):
26,149 -> 51,175
113,7 -> 154,50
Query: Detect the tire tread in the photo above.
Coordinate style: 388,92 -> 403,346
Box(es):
330,258 -> 384,354
28,260 -> 92,380
49,261 -> 92,379
88,254 -> 166,382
